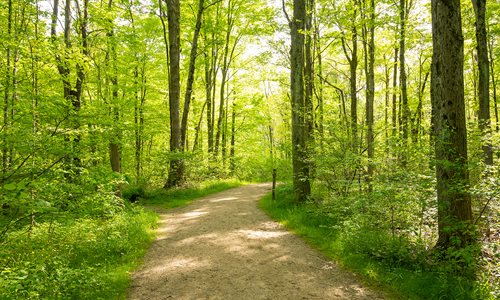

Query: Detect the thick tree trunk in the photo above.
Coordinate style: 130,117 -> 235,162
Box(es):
181,0 -> 205,150
290,0 -> 311,202
472,0 -> 493,165
431,0 -> 473,249
165,0 -> 184,188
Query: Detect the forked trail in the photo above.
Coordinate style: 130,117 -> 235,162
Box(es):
128,184 -> 384,299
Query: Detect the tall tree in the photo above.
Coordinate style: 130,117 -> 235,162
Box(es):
399,0 -> 411,165
363,0 -> 375,192
289,0 -> 311,202
472,0 -> 493,165
431,0 -> 473,249
181,0 -> 205,150
164,0 -> 184,188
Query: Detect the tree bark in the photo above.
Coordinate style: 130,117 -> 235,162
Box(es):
290,0 -> 311,202
399,0 -> 409,165
363,0 -> 375,193
181,0 -> 205,150
392,47 -> 399,140
472,0 -> 493,165
431,0 -> 473,249
107,0 -> 121,176
165,0 -> 184,188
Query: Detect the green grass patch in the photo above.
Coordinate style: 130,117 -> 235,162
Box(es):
0,207 -> 158,299
0,179 -> 243,299
138,179 -> 244,209
259,184 -> 492,300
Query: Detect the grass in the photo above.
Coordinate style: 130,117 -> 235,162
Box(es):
138,179 -> 244,209
0,207 -> 158,300
259,184 -> 492,300
0,179 -> 244,299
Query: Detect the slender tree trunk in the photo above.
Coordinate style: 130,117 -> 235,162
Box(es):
392,47 -> 399,140
181,0 -> 205,150
205,52 -> 214,154
399,0 -> 409,165
107,0 -> 121,176
165,0 -> 184,188
489,40 -> 499,132
290,0 -> 311,202
431,0 -> 473,249
472,0 -> 493,165
193,100 -> 207,152
3,0 -> 13,175
363,0 -> 375,193
230,101 -> 236,173
304,0 -> 315,141
384,58 -> 390,153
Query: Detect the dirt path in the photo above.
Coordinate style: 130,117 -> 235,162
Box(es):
128,184 -> 385,299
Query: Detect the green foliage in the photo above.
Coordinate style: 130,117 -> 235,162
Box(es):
0,207 -> 157,300
140,179 -> 244,209
261,184 -> 495,300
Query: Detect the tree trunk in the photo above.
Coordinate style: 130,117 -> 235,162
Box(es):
431,0 -> 473,249
192,100 -> 207,152
363,0 -> 375,193
2,0 -> 13,175
165,0 -> 184,188
181,0 -> 205,150
290,0 -> 311,202
230,101 -> 236,173
392,47 -> 399,140
205,52 -> 214,154
489,40 -> 499,132
472,0 -> 493,165
107,0 -> 121,176
399,0 -> 409,165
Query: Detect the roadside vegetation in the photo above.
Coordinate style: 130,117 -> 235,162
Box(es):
260,184 -> 498,300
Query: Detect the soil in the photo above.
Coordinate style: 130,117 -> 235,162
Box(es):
128,183 -> 385,299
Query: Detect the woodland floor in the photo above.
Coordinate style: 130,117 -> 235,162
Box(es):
127,184 -> 385,299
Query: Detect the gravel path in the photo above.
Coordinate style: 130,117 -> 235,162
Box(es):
128,183 -> 385,299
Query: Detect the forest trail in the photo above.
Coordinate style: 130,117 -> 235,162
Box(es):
128,184 -> 385,300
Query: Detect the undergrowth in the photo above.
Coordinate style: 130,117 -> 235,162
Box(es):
0,179 -> 243,299
0,207 -> 157,299
259,184 -> 494,300
130,179 -> 244,209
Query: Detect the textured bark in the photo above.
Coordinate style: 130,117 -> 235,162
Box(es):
472,0 -> 493,165
304,0 -> 314,141
431,0 -> 473,248
107,0 -> 121,175
363,0 -> 375,192
165,0 -> 184,188
290,0 -> 311,202
181,0 -> 205,150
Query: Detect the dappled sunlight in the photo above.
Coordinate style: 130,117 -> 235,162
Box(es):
209,196 -> 238,203
238,229 -> 288,239
148,256 -> 212,275
130,184 -> 383,299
